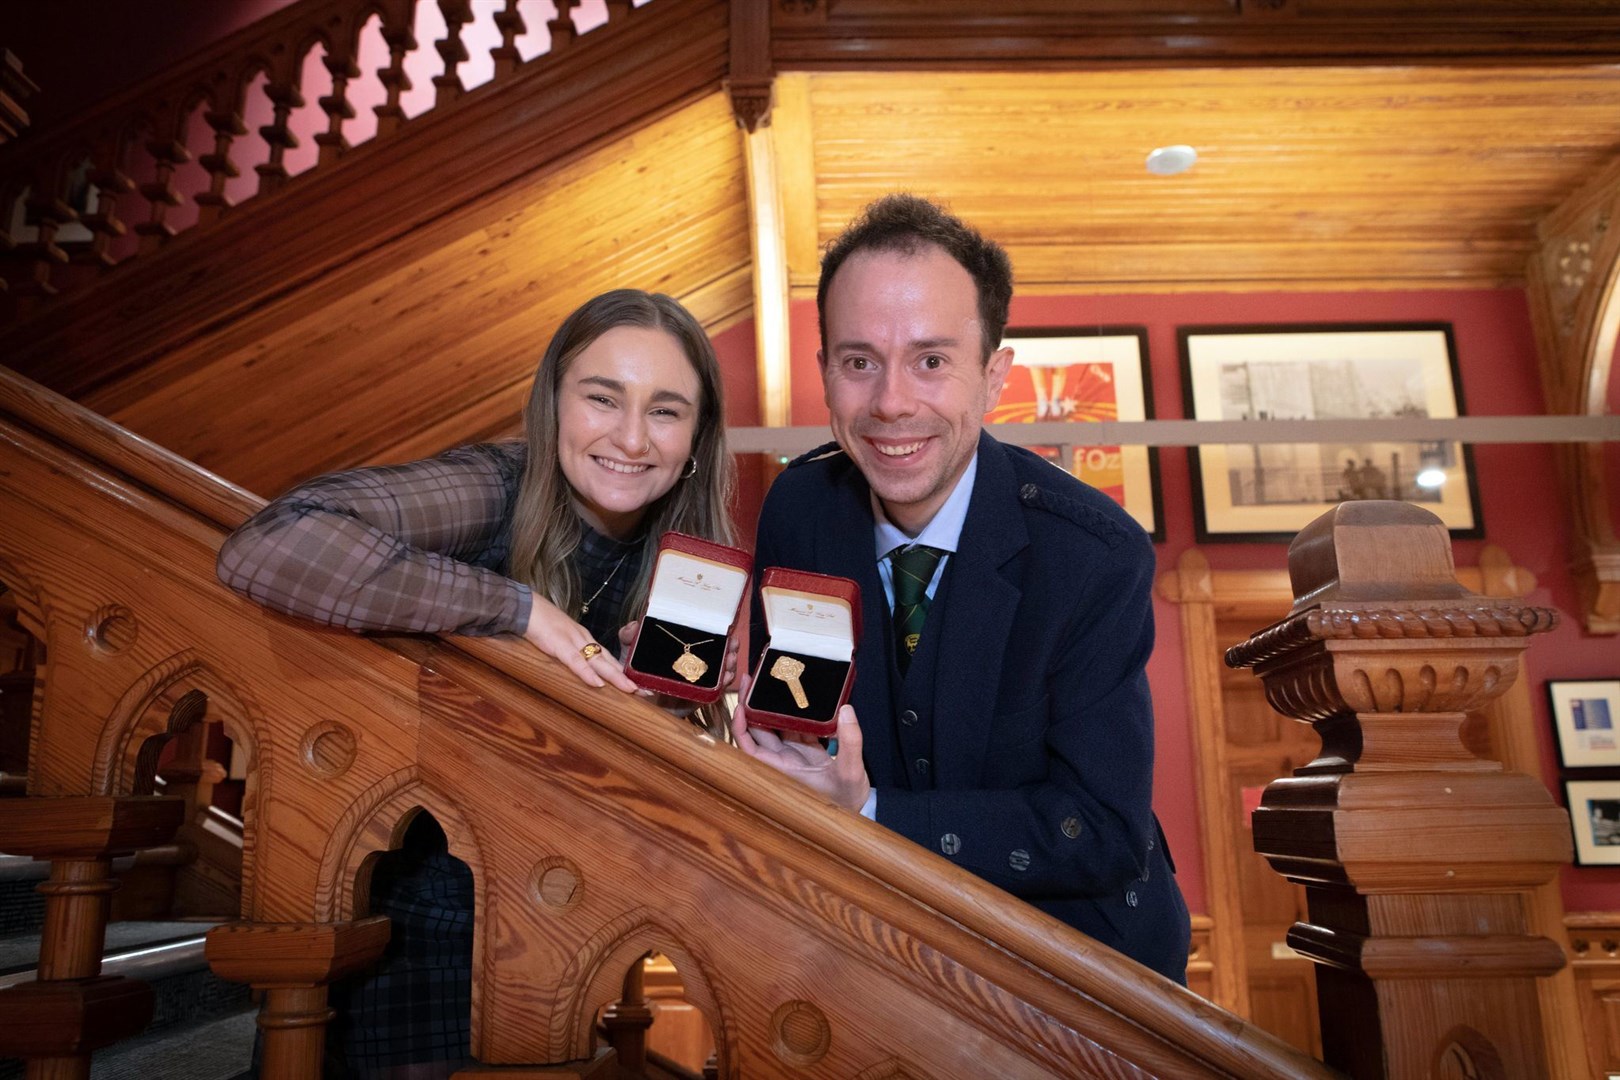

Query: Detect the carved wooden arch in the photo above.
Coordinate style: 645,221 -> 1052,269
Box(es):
313,765 -> 489,922
855,1062 -> 923,1080
1527,153 -> 1620,634
0,554 -> 49,784
89,646 -> 268,912
0,553 -> 49,641
549,909 -> 734,1076
92,648 -> 267,796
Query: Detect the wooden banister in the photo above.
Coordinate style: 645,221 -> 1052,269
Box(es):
0,0 -> 701,392
0,361 -> 1336,1076
1227,501 -> 1570,1079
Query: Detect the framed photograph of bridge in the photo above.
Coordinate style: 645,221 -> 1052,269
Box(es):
1567,779 -> 1620,866
991,326 -> 1163,540
1178,323 -> 1482,543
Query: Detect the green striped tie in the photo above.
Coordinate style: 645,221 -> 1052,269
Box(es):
889,544 -> 944,674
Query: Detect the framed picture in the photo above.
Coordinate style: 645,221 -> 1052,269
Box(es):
1566,779 -> 1620,866
1178,323 -> 1482,543
1549,679 -> 1620,769
992,327 -> 1163,540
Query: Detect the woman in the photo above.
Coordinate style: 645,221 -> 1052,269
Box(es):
217,288 -> 736,1078
219,287 -> 736,699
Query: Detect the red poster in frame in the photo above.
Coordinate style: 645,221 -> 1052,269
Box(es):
989,326 -> 1163,540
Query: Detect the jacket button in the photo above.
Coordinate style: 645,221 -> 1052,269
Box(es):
900,709 -> 918,727
914,757 -> 929,776
1061,816 -> 1082,839
1009,849 -> 1031,872
940,833 -> 961,856
1126,889 -> 1139,908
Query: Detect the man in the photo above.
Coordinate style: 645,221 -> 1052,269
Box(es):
734,194 -> 1189,982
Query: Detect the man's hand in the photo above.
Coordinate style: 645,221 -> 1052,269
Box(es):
732,676 -> 871,812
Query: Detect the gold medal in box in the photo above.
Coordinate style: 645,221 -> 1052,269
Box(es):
745,568 -> 861,738
625,532 -> 752,704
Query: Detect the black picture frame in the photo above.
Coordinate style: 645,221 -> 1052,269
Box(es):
1178,322 -> 1483,544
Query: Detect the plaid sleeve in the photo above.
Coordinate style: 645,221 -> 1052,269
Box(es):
216,443 -> 533,637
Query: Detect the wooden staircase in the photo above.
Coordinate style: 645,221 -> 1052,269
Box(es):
0,367 -> 1339,1076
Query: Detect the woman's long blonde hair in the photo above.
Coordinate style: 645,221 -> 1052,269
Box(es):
507,290 -> 737,733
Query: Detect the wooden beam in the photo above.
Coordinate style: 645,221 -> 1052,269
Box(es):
773,74 -> 821,295
744,119 -> 792,428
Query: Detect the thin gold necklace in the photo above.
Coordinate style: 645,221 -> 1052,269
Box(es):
579,548 -> 634,618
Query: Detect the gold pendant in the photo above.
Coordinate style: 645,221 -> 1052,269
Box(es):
672,649 -> 709,683
770,655 -> 809,709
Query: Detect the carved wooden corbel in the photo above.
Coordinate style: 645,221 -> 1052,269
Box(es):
1527,156 -> 1620,635
729,0 -> 774,131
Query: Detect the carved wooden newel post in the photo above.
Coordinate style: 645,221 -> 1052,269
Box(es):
1226,503 -> 1570,1080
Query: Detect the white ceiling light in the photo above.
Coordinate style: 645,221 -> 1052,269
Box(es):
1146,144 -> 1198,176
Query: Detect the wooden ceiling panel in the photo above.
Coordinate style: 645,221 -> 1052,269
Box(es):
99,93 -> 750,497
804,67 -> 1620,291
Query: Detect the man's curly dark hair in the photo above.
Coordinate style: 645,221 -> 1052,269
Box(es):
817,193 -> 1014,364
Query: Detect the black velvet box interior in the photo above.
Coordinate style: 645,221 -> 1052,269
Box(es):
628,615 -> 727,691
745,647 -> 852,725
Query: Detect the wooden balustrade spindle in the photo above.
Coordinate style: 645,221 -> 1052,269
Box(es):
550,0 -> 582,52
1227,501 -> 1570,1079
433,0 -> 474,107
133,116 -> 191,255
316,39 -> 361,167
35,860 -> 117,981
15,168 -> 74,300
0,796 -> 184,1078
206,918 -> 390,1080
601,953 -> 655,1073
195,98 -> 247,228
489,0 -> 527,79
373,0 -> 419,138
254,57 -> 306,196
605,0 -> 635,22
80,139 -> 133,266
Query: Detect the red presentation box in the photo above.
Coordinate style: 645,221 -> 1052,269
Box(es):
744,567 -> 861,737
625,531 -> 752,704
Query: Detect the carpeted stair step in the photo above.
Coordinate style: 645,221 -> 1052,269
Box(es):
0,920 -> 253,1080
0,856 -> 46,937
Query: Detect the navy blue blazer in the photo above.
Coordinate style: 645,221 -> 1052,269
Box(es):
752,432 -> 1190,982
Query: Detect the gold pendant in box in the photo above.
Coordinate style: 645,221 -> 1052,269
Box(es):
770,654 -> 809,709
671,650 -> 709,684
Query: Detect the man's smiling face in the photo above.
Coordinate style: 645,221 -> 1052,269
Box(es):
819,245 -> 1013,535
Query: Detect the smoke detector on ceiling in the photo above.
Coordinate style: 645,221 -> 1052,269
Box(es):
1146,145 -> 1198,176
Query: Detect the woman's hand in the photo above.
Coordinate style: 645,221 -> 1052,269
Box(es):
523,596 -> 638,692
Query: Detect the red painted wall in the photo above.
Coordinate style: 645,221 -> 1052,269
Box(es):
757,288 -> 1618,915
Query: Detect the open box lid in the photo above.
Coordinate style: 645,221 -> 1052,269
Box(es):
644,532 -> 752,635
759,567 -> 861,663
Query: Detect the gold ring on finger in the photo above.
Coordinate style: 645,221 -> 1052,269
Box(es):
580,642 -> 603,661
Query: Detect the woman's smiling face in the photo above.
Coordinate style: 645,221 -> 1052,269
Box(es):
556,325 -> 702,539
